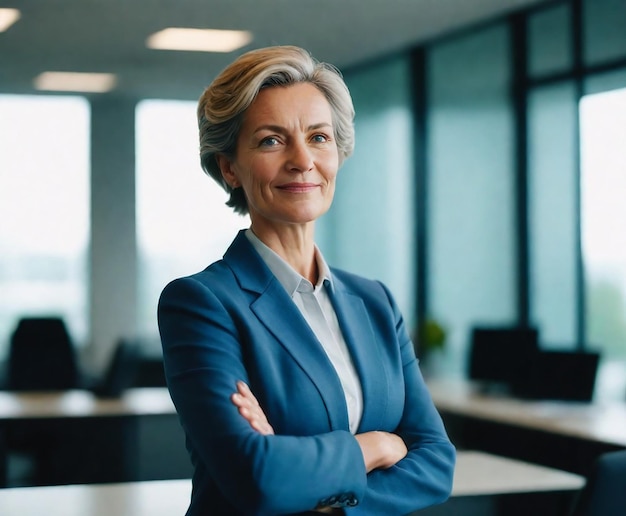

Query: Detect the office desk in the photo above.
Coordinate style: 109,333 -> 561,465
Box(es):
428,379 -> 626,475
0,451 -> 584,516
0,388 -> 189,487
0,388 -> 176,420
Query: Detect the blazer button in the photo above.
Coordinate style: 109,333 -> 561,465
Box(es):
346,495 -> 358,507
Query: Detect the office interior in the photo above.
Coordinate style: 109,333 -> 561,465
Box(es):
1,0 -> 626,514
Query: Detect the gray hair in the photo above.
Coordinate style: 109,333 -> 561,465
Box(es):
197,45 -> 355,214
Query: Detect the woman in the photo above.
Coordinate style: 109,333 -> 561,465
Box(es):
158,45 -> 455,516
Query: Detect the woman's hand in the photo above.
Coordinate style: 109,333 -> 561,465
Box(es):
231,381 -> 275,435
231,382 -> 407,471
355,431 -> 408,473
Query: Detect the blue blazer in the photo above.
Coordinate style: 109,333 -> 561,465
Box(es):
158,231 -> 455,515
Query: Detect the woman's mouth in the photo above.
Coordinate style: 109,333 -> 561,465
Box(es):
277,182 -> 319,193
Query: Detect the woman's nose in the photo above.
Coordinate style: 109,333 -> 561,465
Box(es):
286,140 -> 314,172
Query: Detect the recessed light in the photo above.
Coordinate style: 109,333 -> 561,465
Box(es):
146,28 -> 253,53
0,8 -> 20,32
34,72 -> 117,93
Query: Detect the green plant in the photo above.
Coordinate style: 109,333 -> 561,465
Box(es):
417,318 -> 447,355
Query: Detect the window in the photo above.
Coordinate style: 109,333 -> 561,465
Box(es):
135,100 -> 248,338
583,0 -> 626,66
426,25 -> 516,376
527,3 -> 572,79
580,86 -> 626,400
528,82 -> 578,344
0,95 -> 90,355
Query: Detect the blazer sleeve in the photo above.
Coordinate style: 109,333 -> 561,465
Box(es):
158,276 -> 367,515
347,281 -> 456,515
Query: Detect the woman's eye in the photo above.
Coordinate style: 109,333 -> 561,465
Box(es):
311,134 -> 328,143
260,137 -> 279,147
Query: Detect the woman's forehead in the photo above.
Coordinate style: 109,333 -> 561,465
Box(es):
243,83 -> 333,128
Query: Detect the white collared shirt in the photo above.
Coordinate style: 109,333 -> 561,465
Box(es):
245,229 -> 363,434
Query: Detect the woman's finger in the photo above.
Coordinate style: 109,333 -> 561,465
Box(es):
231,381 -> 275,435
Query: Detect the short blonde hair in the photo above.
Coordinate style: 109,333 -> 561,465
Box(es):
198,45 -> 355,214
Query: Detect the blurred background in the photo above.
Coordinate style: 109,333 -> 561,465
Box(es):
0,0 -> 625,401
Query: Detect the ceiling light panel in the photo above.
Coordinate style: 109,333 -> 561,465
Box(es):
146,28 -> 252,53
34,72 -> 117,93
0,8 -> 20,32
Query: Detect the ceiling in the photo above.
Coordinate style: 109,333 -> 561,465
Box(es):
1,0 -> 550,100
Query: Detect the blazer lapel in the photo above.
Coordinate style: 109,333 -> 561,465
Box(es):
223,231 -> 349,430
328,276 -> 390,432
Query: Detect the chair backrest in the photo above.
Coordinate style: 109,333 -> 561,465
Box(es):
7,317 -> 79,391
93,339 -> 141,398
570,450 -> 626,516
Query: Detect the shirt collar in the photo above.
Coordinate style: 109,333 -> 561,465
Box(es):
244,228 -> 333,297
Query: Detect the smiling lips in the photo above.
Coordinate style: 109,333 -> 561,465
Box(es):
276,182 -> 319,193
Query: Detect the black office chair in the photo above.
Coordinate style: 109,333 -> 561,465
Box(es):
92,338 -> 141,398
4,317 -> 80,485
570,450 -> 626,516
7,317 -> 79,391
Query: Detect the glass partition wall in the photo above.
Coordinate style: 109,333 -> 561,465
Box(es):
425,25 -> 516,377
420,0 -> 626,394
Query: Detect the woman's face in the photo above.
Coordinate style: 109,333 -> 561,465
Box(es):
218,82 -> 339,231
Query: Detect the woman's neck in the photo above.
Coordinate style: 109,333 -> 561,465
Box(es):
250,222 -> 318,284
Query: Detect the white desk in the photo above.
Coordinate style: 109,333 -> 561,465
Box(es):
0,388 -> 175,420
428,379 -> 626,448
0,478 -> 191,516
0,451 -> 584,515
451,451 -> 583,496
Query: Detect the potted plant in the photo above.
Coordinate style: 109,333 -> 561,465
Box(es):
415,317 -> 447,366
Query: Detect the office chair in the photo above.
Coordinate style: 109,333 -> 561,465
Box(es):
92,338 -> 141,398
7,317 -> 79,391
570,450 -> 626,516
4,317 -> 80,485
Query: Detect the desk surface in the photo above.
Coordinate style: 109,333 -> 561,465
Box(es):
0,451 -> 584,515
0,388 -> 175,420
428,378 -> 626,448
452,451 -> 583,496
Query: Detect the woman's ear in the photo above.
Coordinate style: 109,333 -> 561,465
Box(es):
215,153 -> 240,188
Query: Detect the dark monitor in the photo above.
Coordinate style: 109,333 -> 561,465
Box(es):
515,350 -> 601,402
468,326 -> 539,388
